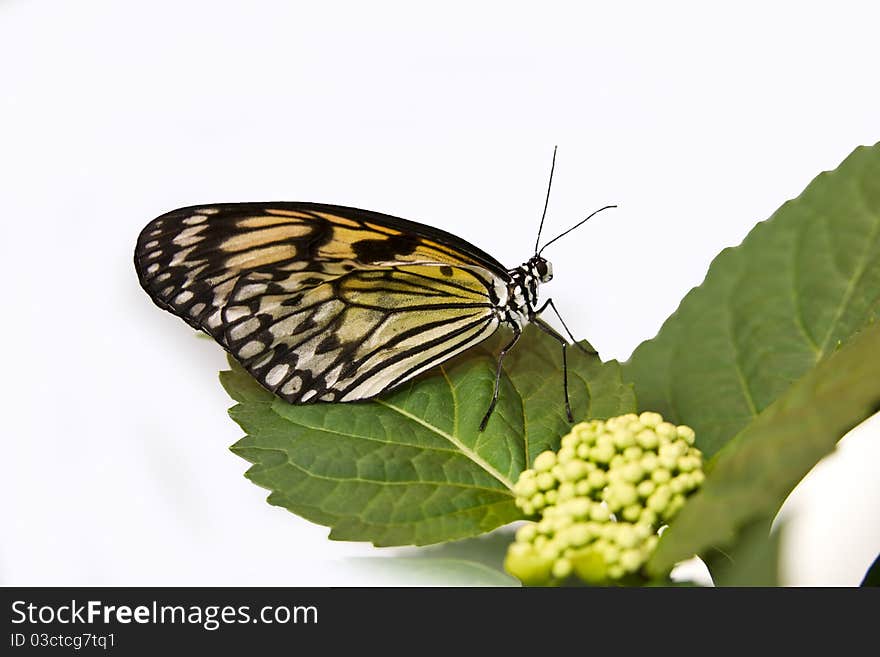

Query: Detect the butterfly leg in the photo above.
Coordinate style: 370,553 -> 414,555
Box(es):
479,327 -> 523,432
534,298 -> 597,356
531,316 -> 574,423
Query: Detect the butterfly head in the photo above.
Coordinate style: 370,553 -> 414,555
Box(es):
526,254 -> 553,283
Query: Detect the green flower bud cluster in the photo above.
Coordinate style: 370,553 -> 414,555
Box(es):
504,412 -> 704,585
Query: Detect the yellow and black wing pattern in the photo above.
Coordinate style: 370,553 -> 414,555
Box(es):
134,203 -> 512,403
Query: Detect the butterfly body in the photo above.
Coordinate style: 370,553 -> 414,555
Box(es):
135,202 -> 558,418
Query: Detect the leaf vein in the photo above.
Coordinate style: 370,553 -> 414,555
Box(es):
374,399 -> 516,491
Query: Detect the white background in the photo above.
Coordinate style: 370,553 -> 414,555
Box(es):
1,1 -> 878,586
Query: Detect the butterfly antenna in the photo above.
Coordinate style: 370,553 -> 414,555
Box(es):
537,204 -> 617,256
533,145 -> 558,254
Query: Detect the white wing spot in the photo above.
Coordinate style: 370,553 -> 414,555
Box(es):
156,272 -> 172,282
319,392 -> 336,401
281,376 -> 302,395
148,250 -> 163,259
175,290 -> 193,304
200,208 -> 220,215
170,245 -> 197,267
173,224 -> 207,246
265,364 -> 290,387
322,363 -> 345,388
235,283 -> 268,301
224,306 -> 251,322
184,263 -> 208,286
189,302 -> 206,317
145,240 -> 159,248
183,214 -> 208,225
228,317 -> 261,341
146,263 -> 159,274
238,340 -> 264,359
205,310 -> 223,328
301,390 -> 317,402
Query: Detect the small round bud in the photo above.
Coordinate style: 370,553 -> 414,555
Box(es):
587,470 -> 607,490
608,564 -> 625,580
639,412 -> 662,427
620,462 -> 645,483
663,494 -> 686,520
567,498 -> 591,520
647,487 -> 672,513
557,481 -> 576,501
590,503 -> 611,522
634,523 -> 653,541
534,450 -> 557,472
676,425 -> 696,445
620,549 -> 644,573
612,429 -> 635,449
590,444 -> 614,463
669,475 -> 689,494
515,477 -> 538,498
623,445 -> 644,462
677,455 -> 698,472
641,454 -> 659,472
608,483 -> 638,508
536,472 -> 556,491
571,547 -> 608,584
637,480 -> 656,498
539,541 -> 563,561
516,523 -> 538,543
601,543 -> 621,565
562,460 -> 587,482
575,480 -> 592,496
504,546 -> 553,586
576,444 -> 591,459
621,504 -> 642,522
651,468 -> 672,484
660,441 -> 686,460
551,514 -> 573,533
636,429 -> 659,450
544,489 -> 558,504
552,558 -> 573,580
616,524 -> 639,549
531,492 -> 546,510
567,523 -> 591,547
536,518 -> 555,536
656,422 -> 677,438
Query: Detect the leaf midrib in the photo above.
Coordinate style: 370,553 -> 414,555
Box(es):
816,192 -> 880,357
374,399 -> 516,491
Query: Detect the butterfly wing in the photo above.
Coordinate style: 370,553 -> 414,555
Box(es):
135,203 -> 510,402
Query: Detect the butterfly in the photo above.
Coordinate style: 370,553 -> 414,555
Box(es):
134,150 -> 615,430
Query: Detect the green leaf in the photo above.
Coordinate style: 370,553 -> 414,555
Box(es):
223,325 -> 635,546
861,553 -> 880,586
648,321 -> 880,575
624,143 -> 880,456
708,519 -> 781,587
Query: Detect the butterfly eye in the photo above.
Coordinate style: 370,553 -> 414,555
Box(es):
535,258 -> 553,283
